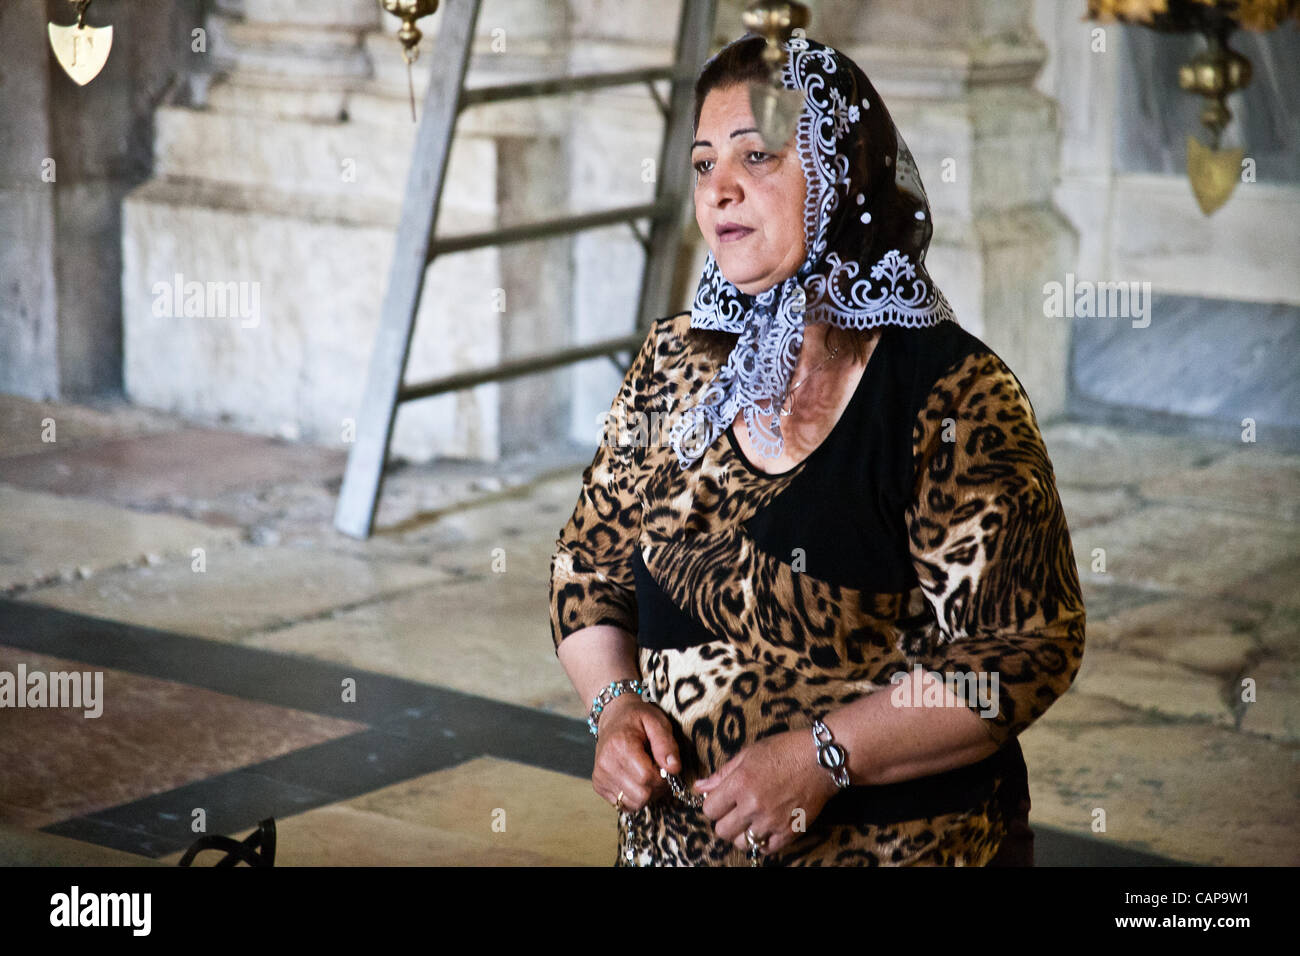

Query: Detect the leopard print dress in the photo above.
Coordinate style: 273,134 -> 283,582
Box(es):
548,311 -> 1085,866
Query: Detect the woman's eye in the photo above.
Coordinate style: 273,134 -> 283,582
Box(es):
693,153 -> 770,175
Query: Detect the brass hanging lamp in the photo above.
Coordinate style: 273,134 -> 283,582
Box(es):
379,0 -> 441,121
1086,0 -> 1300,215
741,2 -> 812,152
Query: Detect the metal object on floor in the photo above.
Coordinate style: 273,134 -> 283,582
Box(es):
177,817 -> 277,867
335,0 -> 718,539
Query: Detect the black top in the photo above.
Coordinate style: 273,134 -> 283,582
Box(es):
633,321 -> 988,650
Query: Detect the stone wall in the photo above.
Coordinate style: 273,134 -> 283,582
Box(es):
13,0 -> 1291,460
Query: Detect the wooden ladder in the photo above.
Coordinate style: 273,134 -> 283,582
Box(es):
334,0 -> 717,538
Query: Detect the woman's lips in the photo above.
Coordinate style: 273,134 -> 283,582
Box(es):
716,224 -> 755,243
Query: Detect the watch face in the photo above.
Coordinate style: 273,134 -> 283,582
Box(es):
818,742 -> 847,770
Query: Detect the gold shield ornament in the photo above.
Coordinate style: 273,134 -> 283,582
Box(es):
1186,135 -> 1244,216
48,21 -> 114,86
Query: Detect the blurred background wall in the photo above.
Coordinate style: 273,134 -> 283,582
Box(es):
2,0 -> 1296,461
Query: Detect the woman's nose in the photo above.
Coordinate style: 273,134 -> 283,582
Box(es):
703,159 -> 743,207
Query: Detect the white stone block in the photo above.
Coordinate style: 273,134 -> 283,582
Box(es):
151,105 -> 498,212
243,0 -> 379,29
122,178 -> 501,462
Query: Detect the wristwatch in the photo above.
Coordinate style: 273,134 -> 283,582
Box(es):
811,718 -> 850,789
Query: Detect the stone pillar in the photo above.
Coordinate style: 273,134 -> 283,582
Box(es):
0,0 -> 58,399
0,0 -> 202,400
121,0 -> 512,460
821,0 -> 1076,419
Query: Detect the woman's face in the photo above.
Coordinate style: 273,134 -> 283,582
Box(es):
692,84 -> 808,296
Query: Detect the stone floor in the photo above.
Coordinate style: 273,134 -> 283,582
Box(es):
0,393 -> 1296,866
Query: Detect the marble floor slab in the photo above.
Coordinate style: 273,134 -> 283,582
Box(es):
0,485 -> 241,593
1071,504 -> 1299,595
0,394 -> 181,459
22,545 -> 449,640
1020,695 -> 1300,866
1139,448 -> 1300,522
239,574 -> 584,719
0,644 -> 366,829
158,757 -> 611,866
0,427 -> 346,509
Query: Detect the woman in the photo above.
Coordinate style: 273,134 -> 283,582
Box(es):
548,33 -> 1085,866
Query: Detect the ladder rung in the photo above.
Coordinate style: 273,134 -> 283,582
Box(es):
460,66 -> 688,107
429,201 -> 668,258
399,334 -> 644,402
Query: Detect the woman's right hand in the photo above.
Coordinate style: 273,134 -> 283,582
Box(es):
592,694 -> 682,812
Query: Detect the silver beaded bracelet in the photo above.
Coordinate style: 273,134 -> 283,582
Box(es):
588,679 -> 650,738
811,718 -> 851,789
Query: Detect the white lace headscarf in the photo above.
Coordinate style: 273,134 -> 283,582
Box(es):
669,34 -> 955,469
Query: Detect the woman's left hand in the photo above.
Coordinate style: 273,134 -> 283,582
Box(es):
694,729 -> 840,856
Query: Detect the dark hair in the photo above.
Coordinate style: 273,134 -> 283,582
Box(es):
687,34 -> 876,365
692,34 -> 770,134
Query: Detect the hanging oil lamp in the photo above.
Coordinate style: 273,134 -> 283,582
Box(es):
379,0 -> 441,122
741,2 -> 812,152
1086,0 -> 1300,215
